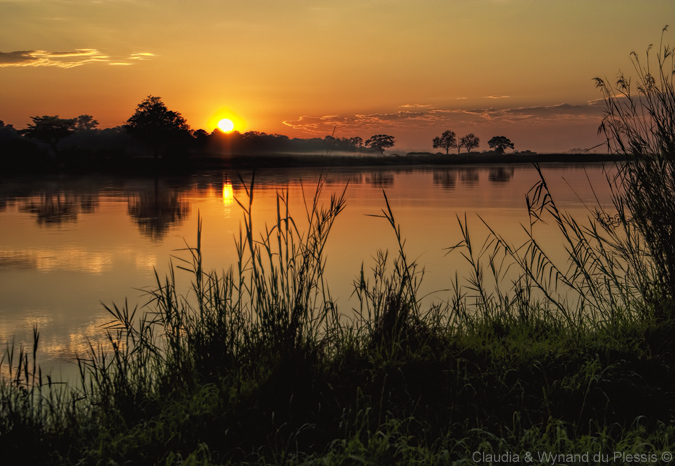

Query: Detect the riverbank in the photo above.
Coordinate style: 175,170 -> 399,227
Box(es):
1,150 -> 624,176
188,151 -> 625,170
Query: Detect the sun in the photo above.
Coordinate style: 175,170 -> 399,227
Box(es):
217,118 -> 235,132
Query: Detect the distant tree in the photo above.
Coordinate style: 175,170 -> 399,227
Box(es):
488,136 -> 515,154
21,115 -> 77,154
125,95 -> 190,159
432,130 -> 457,155
365,134 -> 395,154
459,133 -> 480,153
350,136 -> 363,150
75,114 -> 99,131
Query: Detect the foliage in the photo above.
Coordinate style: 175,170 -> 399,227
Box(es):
488,135 -> 515,154
432,130 -> 457,155
595,26 -> 675,319
459,133 -> 480,153
74,114 -> 98,131
125,95 -> 190,158
365,134 -> 395,154
20,115 -> 76,153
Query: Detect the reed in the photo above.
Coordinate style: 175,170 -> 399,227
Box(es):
595,26 -> 675,320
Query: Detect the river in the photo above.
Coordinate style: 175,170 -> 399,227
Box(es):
0,164 -> 617,376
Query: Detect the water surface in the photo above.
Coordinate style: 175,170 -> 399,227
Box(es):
0,164 -> 616,374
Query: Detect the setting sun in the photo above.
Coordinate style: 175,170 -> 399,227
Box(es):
217,118 -> 235,132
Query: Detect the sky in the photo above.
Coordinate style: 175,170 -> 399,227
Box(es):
0,0 -> 673,153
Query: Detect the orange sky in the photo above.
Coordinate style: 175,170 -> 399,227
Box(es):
0,0 -> 673,153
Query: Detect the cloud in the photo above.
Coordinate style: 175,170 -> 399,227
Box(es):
130,52 -> 155,60
283,102 -> 606,135
0,49 -> 108,68
0,49 -> 155,68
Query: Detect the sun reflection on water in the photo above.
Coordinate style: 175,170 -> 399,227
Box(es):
222,182 -> 234,207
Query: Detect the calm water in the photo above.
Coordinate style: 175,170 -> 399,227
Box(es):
0,164 -> 616,374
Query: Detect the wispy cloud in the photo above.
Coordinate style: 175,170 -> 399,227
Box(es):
283,102 -> 605,135
129,52 -> 155,60
0,49 -> 154,68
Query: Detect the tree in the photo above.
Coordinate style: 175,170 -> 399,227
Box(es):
20,115 -> 77,154
75,114 -> 99,131
432,130 -> 457,154
365,134 -> 395,154
125,95 -> 190,159
350,136 -> 363,150
459,133 -> 480,153
488,136 -> 515,154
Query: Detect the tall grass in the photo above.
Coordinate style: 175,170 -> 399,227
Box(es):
595,26 -> 675,319
2,33 -> 675,464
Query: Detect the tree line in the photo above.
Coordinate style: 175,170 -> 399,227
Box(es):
0,96 -> 399,161
1,95 -> 518,172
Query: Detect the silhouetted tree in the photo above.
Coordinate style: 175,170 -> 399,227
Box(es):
350,136 -> 363,150
125,96 -> 190,159
365,134 -> 395,154
21,115 -> 76,154
488,136 -> 515,154
459,133 -> 480,153
75,115 -> 99,131
432,130 -> 457,154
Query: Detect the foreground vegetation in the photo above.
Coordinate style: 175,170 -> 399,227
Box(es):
2,34 -> 675,465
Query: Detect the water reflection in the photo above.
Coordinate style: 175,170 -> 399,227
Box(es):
0,164 -> 618,376
127,180 -> 190,241
365,171 -> 394,187
459,168 -> 479,186
222,182 -> 234,206
433,169 -> 457,189
489,167 -> 515,183
0,248 -> 113,273
19,192 -> 81,225
324,172 -> 363,186
0,250 -> 36,269
79,194 -> 99,214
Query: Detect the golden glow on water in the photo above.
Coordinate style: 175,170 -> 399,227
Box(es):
222,182 -> 234,207
0,248 -> 114,274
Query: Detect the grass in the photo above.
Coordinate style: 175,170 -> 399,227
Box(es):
2,34 -> 675,465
